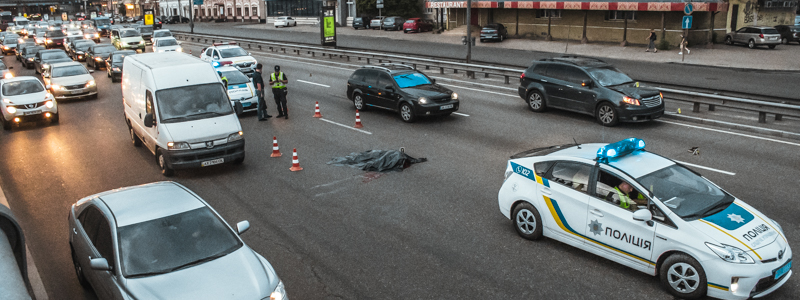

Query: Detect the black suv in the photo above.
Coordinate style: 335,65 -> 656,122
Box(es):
518,56 -> 663,126
346,64 -> 459,122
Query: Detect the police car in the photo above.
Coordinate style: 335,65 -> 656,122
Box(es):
217,66 -> 257,115
199,42 -> 257,77
498,138 -> 791,300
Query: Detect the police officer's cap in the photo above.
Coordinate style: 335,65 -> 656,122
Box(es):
274,65 -> 280,71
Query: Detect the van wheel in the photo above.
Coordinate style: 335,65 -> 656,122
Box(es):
157,150 -> 174,177
128,124 -> 141,147
659,254 -> 707,299
527,90 -> 547,112
71,246 -> 90,288
782,37 -> 788,44
353,93 -> 366,110
513,202 -> 543,240
399,103 -> 415,123
596,102 -> 619,126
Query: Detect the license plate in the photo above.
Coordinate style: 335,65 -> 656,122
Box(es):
24,110 -> 42,115
774,260 -> 791,280
201,158 -> 224,167
69,90 -> 84,95
440,104 -> 454,110
769,37 -> 777,40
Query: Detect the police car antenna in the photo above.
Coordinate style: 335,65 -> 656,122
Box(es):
573,138 -> 580,149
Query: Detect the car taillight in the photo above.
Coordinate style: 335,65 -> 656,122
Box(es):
759,33 -> 764,38
520,73 -> 525,79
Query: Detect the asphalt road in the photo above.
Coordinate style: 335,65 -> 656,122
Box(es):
0,37 -> 798,300
167,23 -> 800,100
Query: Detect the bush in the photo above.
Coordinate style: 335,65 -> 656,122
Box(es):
657,39 -> 670,51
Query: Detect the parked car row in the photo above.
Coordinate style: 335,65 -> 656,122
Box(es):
725,25 -> 800,49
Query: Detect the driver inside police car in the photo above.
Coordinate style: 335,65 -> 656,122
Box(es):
611,182 -> 646,211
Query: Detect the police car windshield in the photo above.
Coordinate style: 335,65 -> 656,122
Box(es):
637,165 -> 733,220
221,70 -> 249,85
219,47 -> 247,58
587,67 -> 634,87
393,72 -> 432,88
156,83 -> 234,123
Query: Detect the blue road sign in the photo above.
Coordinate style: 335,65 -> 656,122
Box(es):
684,3 -> 693,15
682,16 -> 693,29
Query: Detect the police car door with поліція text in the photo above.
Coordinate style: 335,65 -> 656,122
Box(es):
536,160 -> 591,246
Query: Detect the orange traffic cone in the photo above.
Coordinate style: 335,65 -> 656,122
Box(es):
289,148 -> 303,171
270,136 -> 282,157
354,110 -> 363,128
313,101 -> 322,118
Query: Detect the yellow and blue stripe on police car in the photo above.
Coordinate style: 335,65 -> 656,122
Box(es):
707,282 -> 730,291
511,162 -> 655,266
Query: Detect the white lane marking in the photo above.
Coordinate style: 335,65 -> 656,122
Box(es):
438,83 -> 518,97
656,120 -> 800,147
320,118 -> 373,135
673,160 -> 736,176
311,176 -> 359,189
453,112 -> 470,117
297,79 -> 330,88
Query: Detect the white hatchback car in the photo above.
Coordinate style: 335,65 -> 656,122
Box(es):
498,138 -> 791,300
199,42 -> 257,77
152,37 -> 182,53
1,76 -> 58,130
274,16 -> 296,28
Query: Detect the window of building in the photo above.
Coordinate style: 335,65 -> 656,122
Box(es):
425,8 -> 434,14
244,7 -> 249,16
237,7 -> 242,16
227,8 -> 232,16
536,9 -> 561,18
267,0 -> 320,17
252,6 -> 258,16
606,11 -> 636,21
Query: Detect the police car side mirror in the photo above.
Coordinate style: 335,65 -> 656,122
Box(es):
632,209 -> 653,222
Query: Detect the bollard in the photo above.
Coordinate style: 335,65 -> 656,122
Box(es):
469,71 -> 475,79
366,58 -> 370,64
758,112 -> 767,123
454,69 -> 458,74
378,59 -> 382,63
426,65 -> 430,70
504,76 -> 510,84
412,64 -> 416,69
440,67 -> 444,74
346,56 -> 350,61
258,45 -> 262,50
485,72 -> 489,78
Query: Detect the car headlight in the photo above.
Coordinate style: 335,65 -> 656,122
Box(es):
95,57 -> 102,61
45,93 -> 54,100
418,97 -> 429,104
112,67 -> 121,72
451,92 -> 458,100
51,84 -> 62,90
705,243 -> 755,264
2,46 -> 8,50
167,142 -> 190,150
3,73 -> 12,79
177,48 -> 183,52
139,40 -> 145,44
44,100 -> 54,108
227,131 -> 244,143
769,218 -> 784,234
268,280 -> 286,300
42,64 -> 50,69
27,57 -> 34,61
86,80 -> 96,87
46,39 -> 52,43
622,96 -> 640,106
6,106 -> 17,114
94,34 -> 99,38
77,51 -> 84,54
2,98 -> 10,104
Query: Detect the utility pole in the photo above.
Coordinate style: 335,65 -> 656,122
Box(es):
233,0 -> 237,22
466,0 -> 471,63
178,0 -> 183,18
189,0 -> 194,32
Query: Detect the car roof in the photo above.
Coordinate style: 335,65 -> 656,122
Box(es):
1,76 -> 42,84
50,61 -> 84,68
543,143 -> 676,178
96,182 -> 206,227
214,45 -> 242,50
538,56 -> 610,68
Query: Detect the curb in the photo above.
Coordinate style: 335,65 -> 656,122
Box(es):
0,183 -> 49,300
661,112 -> 800,141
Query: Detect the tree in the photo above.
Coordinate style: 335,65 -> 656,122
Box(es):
356,0 -> 421,19
118,3 -> 126,15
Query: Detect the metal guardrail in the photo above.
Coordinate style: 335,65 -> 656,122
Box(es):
174,31 -> 800,124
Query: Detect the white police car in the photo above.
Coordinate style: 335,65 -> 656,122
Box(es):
199,42 -> 257,77
498,138 -> 791,300
217,66 -> 257,115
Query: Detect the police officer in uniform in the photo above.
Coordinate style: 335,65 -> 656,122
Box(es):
612,182 -> 645,211
217,71 -> 228,89
269,65 -> 289,119
253,63 -> 272,121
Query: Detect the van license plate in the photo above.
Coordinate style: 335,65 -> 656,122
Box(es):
774,260 -> 791,280
440,104 -> 454,110
201,158 -> 224,167
24,110 -> 42,115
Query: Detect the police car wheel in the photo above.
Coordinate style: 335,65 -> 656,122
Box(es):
596,103 -> 619,126
527,91 -> 546,112
512,203 -> 543,240
660,254 -> 707,299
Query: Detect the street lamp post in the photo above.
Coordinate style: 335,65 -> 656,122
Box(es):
466,0 -> 472,63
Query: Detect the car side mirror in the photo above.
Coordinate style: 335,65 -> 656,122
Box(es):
90,258 -> 111,271
143,113 -> 154,127
632,209 -> 653,222
430,78 -> 436,84
248,52 -> 251,56
236,220 -> 250,235
581,79 -> 593,88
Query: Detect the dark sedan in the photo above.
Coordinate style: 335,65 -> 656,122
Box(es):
86,44 -> 117,70
43,30 -> 67,49
34,49 -> 72,74
105,50 -> 135,82
20,45 -> 45,69
71,40 -> 96,62
480,23 -> 509,42
15,41 -> 37,62
775,25 -> 799,45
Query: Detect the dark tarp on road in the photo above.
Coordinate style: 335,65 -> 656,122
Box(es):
328,150 -> 427,172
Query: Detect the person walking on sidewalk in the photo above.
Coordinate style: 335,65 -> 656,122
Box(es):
678,34 -> 691,55
645,29 -> 658,53
253,64 -> 272,121
270,65 -> 289,119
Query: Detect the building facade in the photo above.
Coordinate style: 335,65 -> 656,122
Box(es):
193,0 -> 265,22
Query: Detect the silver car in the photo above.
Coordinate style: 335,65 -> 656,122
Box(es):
43,62 -> 97,100
725,26 -> 781,49
68,182 -> 288,300
370,16 -> 385,30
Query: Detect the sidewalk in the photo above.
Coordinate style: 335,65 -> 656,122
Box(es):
218,22 -> 800,71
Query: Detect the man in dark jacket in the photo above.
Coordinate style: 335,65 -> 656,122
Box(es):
253,64 -> 272,121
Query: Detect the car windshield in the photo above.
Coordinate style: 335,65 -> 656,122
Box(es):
5,34 -> 19,41
51,65 -> 89,77
93,45 -> 116,54
121,30 -> 139,37
46,30 -> 65,37
154,31 -> 171,38
75,42 -> 95,50
26,47 -> 42,54
405,20 -> 415,23
393,72 -> 432,88
587,66 -> 634,87
84,29 -> 97,33
42,52 -> 69,60
138,27 -> 153,33
637,164 -> 733,220
117,207 -> 242,278
2,80 -> 44,96
157,39 -> 178,47
219,47 -> 247,58
112,52 -> 133,63
96,19 -> 110,25
156,83 -> 233,123
221,70 -> 250,85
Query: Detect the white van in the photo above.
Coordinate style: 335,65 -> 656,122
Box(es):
123,52 -> 245,176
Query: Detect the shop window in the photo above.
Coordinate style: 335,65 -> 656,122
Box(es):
606,11 -> 636,21
426,8 -> 434,14
536,9 -> 561,18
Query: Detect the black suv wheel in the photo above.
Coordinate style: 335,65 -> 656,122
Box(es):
527,90 -> 546,112
596,102 -> 619,126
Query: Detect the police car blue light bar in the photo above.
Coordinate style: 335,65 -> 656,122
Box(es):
596,138 -> 645,162
212,61 -> 220,67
